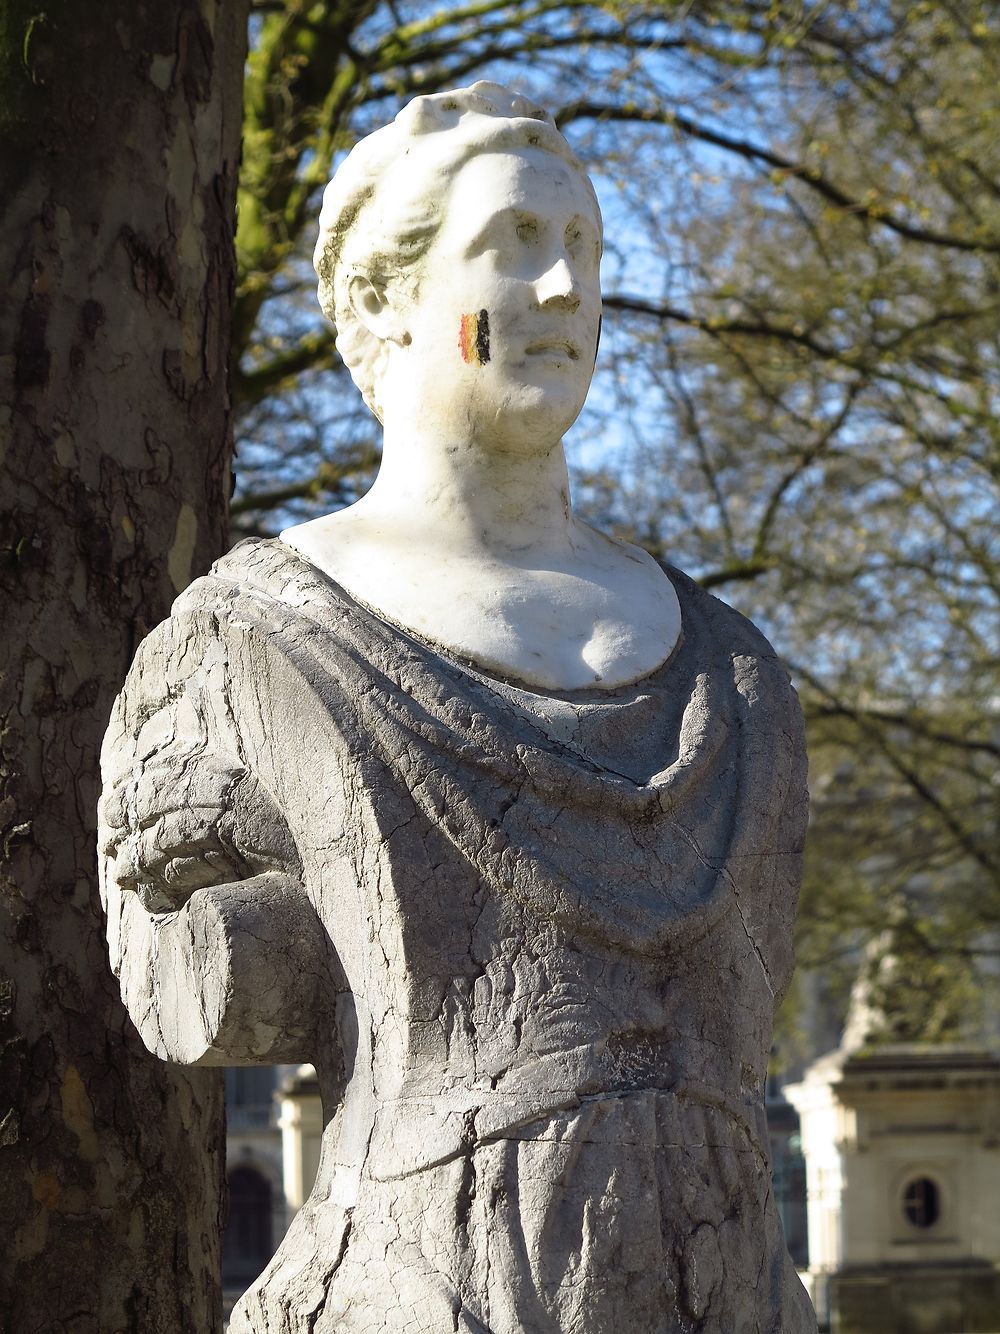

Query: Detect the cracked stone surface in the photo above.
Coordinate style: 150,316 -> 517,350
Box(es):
99,78 -> 815,1334
99,538 -> 815,1332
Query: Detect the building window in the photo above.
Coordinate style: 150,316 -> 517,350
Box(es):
225,1066 -> 278,1129
902,1176 -> 940,1229
770,1130 -> 809,1268
222,1165 -> 274,1288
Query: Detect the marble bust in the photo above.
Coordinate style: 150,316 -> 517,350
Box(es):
99,83 -> 815,1332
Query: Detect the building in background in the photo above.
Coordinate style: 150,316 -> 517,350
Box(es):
767,1080 -> 810,1272
223,1066 -> 295,1318
787,1037 -> 1000,1332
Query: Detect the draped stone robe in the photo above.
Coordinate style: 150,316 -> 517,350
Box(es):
99,539 -> 816,1333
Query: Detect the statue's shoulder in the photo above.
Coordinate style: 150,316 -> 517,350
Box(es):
660,561 -> 784,664
661,560 -> 804,735
662,563 -> 807,839
118,539 -> 320,710
106,537 -> 337,799
171,536 -> 315,619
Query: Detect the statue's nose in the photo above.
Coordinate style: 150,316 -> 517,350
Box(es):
535,256 -> 581,311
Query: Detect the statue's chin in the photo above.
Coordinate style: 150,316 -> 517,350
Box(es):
463,384 -> 590,455
378,350 -> 593,454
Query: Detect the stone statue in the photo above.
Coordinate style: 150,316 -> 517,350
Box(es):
99,83 -> 815,1333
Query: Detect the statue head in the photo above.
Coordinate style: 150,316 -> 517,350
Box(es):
314,82 -> 603,433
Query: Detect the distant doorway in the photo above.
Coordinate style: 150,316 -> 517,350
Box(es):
222,1165 -> 274,1288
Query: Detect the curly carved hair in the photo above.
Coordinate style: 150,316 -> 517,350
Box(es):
313,81 -> 600,420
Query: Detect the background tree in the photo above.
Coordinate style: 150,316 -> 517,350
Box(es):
1,2 -> 247,1328
227,0 -> 1000,1055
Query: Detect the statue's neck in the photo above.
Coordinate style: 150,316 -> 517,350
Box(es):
360,419 -> 576,559
278,409 -> 682,691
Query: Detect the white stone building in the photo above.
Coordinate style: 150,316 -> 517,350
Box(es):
786,1043 -> 1000,1332
222,1067 -> 296,1316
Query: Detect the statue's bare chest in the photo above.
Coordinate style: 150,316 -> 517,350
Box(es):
280,522 -> 682,690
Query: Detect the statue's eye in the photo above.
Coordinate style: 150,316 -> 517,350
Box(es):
566,225 -> 597,264
516,219 -> 538,243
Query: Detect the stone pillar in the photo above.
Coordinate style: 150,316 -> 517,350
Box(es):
277,1064 -> 323,1226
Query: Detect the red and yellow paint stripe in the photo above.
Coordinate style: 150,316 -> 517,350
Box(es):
458,309 -> 491,366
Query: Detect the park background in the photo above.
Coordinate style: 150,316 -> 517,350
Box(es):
2,2 -> 998,1331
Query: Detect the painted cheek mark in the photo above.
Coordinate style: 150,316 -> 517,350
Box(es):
458,309 -> 491,366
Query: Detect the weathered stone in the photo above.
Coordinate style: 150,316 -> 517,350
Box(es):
99,82 -> 814,1332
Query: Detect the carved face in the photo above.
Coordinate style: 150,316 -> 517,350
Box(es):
389,147 -> 603,450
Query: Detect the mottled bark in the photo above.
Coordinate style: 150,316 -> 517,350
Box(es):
0,3 -> 248,1330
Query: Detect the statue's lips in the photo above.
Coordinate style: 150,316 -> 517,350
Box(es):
524,337 -> 580,361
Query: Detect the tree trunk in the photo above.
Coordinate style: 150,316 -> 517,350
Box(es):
0,3 -> 248,1329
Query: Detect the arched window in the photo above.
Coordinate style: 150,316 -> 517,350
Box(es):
222,1165 -> 274,1288
902,1176 -> 941,1229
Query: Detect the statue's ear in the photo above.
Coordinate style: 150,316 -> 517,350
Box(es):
347,272 -> 409,346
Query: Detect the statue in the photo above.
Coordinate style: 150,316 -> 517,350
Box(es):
99,83 -> 815,1333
